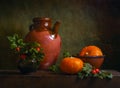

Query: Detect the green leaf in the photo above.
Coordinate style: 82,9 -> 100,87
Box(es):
11,43 -> 17,49
107,73 -> 113,79
63,51 -> 71,58
82,63 -> 92,73
49,64 -> 61,73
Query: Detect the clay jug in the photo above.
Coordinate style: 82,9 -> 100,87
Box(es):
24,17 -> 61,70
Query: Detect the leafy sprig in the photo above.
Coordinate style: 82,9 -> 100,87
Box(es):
77,63 -> 92,79
49,64 -> 61,73
7,34 -> 25,49
63,51 -> 72,58
92,70 -> 113,79
7,34 -> 44,68
77,63 -> 113,79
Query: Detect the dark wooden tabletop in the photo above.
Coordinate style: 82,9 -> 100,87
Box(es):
0,70 -> 120,88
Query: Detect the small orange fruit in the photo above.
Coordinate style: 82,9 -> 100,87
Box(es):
79,45 -> 103,57
79,45 -> 104,68
60,57 -> 83,74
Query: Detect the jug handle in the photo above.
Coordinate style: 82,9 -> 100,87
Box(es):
52,21 -> 60,38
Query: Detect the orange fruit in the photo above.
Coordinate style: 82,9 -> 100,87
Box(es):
79,45 -> 104,68
79,45 -> 103,56
60,57 -> 83,74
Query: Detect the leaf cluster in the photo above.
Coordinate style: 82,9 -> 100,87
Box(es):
92,70 -> 113,79
7,34 -> 44,67
7,34 -> 25,49
78,63 -> 92,79
77,63 -> 113,79
49,64 -> 61,73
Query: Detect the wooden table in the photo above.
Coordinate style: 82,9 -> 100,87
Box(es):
0,70 -> 120,88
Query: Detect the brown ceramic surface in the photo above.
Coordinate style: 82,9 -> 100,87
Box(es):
79,56 -> 104,68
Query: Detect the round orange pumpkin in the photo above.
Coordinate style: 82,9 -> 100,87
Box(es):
60,57 -> 83,74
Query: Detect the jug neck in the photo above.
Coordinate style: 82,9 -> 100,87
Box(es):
30,17 -> 52,31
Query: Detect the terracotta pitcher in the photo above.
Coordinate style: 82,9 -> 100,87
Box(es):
24,17 -> 61,70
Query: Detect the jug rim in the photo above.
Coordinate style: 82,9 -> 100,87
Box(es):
33,17 -> 51,22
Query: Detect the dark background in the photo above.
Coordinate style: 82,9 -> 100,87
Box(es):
0,0 -> 120,71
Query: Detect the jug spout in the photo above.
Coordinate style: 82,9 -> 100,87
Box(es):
52,21 -> 60,38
